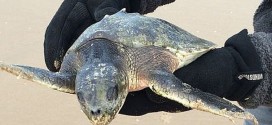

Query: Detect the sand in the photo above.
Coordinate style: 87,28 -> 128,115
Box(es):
0,0 -> 261,125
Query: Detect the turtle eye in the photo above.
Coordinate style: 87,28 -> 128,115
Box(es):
106,85 -> 118,101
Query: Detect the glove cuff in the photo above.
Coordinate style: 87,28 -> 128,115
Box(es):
224,29 -> 263,101
129,0 -> 175,14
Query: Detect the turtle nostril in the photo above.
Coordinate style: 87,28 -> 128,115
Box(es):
91,109 -> 102,116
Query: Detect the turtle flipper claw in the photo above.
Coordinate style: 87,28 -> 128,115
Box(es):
0,62 -> 75,93
148,70 -> 258,125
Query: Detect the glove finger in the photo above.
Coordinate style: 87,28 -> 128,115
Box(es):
44,0 -> 95,72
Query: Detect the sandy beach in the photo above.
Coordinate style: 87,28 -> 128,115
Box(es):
0,0 -> 261,125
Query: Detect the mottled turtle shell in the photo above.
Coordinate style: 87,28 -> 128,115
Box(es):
70,9 -> 216,68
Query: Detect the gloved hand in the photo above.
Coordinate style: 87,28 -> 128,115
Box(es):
122,0 -> 272,116
119,29 -> 264,115
176,29 -> 263,101
44,0 -> 175,72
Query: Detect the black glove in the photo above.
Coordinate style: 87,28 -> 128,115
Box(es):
119,29 -> 264,116
122,0 -> 271,115
176,29 -> 263,101
44,0 -> 175,72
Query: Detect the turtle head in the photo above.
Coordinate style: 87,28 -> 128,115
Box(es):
75,61 -> 128,125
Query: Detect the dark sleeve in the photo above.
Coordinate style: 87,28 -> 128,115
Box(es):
253,0 -> 272,32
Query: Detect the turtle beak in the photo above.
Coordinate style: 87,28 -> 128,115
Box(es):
81,105 -> 112,125
87,111 -> 112,125
87,108 -> 103,121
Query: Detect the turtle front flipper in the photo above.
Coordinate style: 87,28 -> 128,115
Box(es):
0,61 -> 75,93
147,70 -> 258,125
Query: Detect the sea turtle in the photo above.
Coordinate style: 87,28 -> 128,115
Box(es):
0,10 -> 258,125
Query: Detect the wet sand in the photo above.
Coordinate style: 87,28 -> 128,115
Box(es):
0,0 -> 260,125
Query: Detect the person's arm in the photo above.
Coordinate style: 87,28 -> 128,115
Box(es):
253,0 -> 272,33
